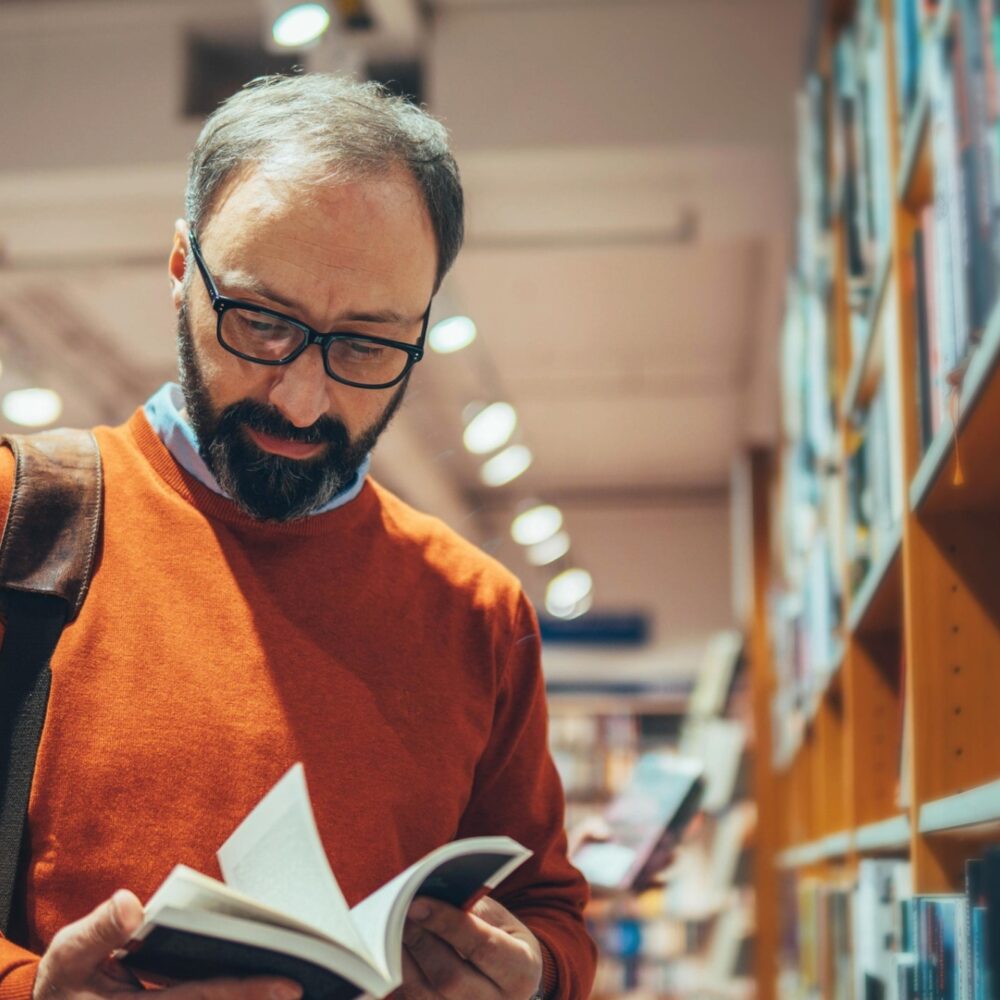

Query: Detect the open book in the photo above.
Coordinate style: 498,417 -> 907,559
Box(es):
123,764 -> 531,999
570,751 -> 703,893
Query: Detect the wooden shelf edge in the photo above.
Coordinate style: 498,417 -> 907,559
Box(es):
821,831 -> 852,857
919,778 -> 1000,834
776,830 -> 852,868
842,247 -> 894,421
896,86 -> 929,204
804,642 -> 845,724
846,525 -> 903,635
909,294 -> 1000,513
855,815 -> 910,851
778,819 -> 911,867
776,844 -> 817,869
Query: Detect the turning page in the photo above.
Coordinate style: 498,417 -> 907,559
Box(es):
217,764 -> 370,960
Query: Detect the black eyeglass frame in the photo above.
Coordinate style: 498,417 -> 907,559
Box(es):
188,231 -> 430,390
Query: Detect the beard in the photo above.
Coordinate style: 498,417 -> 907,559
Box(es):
176,301 -> 407,522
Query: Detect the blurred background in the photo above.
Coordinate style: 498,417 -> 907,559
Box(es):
0,1 -> 807,996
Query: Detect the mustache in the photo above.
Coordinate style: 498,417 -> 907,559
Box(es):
215,400 -> 350,450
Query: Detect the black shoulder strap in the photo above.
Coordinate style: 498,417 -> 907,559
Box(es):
0,429 -> 103,936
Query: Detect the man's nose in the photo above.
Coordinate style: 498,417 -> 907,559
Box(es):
267,344 -> 330,429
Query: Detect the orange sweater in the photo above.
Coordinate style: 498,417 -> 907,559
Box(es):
0,410 -> 595,999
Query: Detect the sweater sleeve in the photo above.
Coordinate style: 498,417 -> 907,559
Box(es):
455,593 -> 596,999
0,939 -> 39,1000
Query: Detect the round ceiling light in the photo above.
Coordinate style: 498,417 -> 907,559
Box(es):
545,568 -> 593,618
429,315 -> 477,354
546,590 -> 593,621
511,504 -> 563,546
463,402 -> 517,455
272,3 -> 331,47
480,445 -> 532,487
525,530 -> 570,566
2,388 -> 63,428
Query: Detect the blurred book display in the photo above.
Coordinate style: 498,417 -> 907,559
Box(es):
554,632 -> 756,998
748,0 -> 1000,999
570,752 -> 704,894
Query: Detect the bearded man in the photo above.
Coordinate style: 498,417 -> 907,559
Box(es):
0,74 -> 595,1000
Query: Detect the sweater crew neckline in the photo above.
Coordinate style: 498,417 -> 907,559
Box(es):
125,408 -> 378,536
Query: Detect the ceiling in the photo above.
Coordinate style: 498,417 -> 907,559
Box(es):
0,0 -> 806,684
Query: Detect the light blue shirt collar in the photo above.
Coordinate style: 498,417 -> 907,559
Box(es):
143,382 -> 370,513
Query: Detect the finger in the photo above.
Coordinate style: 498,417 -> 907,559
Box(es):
407,898 -> 537,994
398,947 -> 439,999
403,919 -> 501,999
45,889 -> 145,985
160,975 -> 303,1000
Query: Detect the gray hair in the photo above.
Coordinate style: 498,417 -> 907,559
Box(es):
185,74 -> 464,290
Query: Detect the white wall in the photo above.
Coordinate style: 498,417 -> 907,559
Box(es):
428,0 -> 805,151
525,499 -> 734,684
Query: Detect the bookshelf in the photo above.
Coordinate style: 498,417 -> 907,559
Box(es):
747,0 -> 1000,996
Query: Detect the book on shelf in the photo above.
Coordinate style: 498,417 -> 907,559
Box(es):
893,0 -> 923,128
861,0 -> 895,269
847,359 -> 904,582
853,859 -> 913,1000
912,215 -> 940,450
678,717 -> 746,814
706,804 -> 757,900
122,764 -> 530,1000
833,31 -> 874,302
686,630 -> 744,720
912,2 -> 1000,445
785,850 -> 1000,1000
983,849 -> 1000,1000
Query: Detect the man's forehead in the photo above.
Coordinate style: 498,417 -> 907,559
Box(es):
194,163 -> 436,323
199,161 -> 426,239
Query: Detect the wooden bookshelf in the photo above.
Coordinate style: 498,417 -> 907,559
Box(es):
845,521 -> 901,636
746,0 -> 1000,993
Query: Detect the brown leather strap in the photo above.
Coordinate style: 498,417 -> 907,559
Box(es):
0,429 -> 103,622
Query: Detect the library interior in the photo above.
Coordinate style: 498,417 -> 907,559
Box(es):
1,0 -> 999,998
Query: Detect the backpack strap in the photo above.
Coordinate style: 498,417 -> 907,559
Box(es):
0,429 -> 103,935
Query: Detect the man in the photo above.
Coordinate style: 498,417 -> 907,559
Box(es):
0,75 -> 595,999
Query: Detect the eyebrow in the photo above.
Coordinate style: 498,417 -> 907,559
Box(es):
218,270 -> 417,326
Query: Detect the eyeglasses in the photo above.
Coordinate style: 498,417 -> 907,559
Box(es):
188,231 -> 430,390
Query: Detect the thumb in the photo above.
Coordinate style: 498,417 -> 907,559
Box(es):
46,890 -> 144,984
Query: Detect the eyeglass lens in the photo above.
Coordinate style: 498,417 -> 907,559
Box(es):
220,308 -> 412,386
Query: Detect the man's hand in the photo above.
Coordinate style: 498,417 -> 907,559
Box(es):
33,889 -> 303,1000
398,896 -> 543,999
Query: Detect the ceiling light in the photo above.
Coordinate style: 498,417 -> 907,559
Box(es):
463,402 -> 517,455
511,504 -> 563,546
480,445 -> 532,487
546,568 -> 593,615
3,388 -> 63,428
271,2 -> 331,48
546,591 -> 593,621
526,530 -> 570,566
429,316 -> 477,354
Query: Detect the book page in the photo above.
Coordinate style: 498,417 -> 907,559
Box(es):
217,764 -> 370,960
143,866 -> 343,940
349,837 -> 530,983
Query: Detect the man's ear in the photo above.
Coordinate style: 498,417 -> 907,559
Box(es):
168,219 -> 190,311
